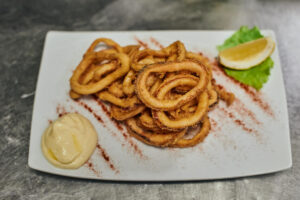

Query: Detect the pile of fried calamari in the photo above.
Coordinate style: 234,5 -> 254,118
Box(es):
70,38 -> 235,148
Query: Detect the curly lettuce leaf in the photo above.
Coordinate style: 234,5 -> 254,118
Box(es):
224,58 -> 273,90
217,26 -> 274,90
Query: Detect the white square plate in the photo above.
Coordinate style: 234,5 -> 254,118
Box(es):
28,30 -> 292,181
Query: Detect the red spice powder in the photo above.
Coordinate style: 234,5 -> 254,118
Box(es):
92,96 -> 111,116
150,37 -> 164,49
234,119 -> 253,133
96,144 -> 119,173
233,98 -> 262,125
218,107 -> 257,134
210,118 -> 221,132
212,62 -> 274,117
112,119 -> 124,131
85,161 -> 101,177
121,131 -> 145,159
210,118 -> 217,127
122,132 -> 128,139
56,104 -> 69,117
75,100 -> 104,123
133,36 -> 149,49
213,82 -> 261,125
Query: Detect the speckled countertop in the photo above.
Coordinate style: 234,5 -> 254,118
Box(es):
1,0 -> 299,199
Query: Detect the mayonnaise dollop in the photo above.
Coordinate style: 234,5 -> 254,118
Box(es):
41,113 -> 97,169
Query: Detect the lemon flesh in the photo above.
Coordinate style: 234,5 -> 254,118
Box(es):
219,37 -> 275,70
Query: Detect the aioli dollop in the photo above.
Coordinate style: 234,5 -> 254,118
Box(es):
41,113 -> 97,169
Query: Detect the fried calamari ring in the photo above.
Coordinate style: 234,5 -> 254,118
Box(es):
122,70 -> 136,96
149,78 -> 162,95
173,85 -> 192,94
186,52 -> 212,73
97,91 -> 140,108
206,81 -> 219,107
69,90 -> 81,99
208,88 -> 218,107
70,52 -> 130,94
85,38 -> 123,55
163,41 -> 186,61
131,49 -> 166,71
138,110 -> 162,132
123,45 -> 140,54
110,105 -> 145,121
93,62 -> 118,82
80,62 -> 118,84
135,60 -> 208,111
169,116 -> 210,148
145,74 -> 157,88
126,117 -> 187,147
107,80 -> 124,98
186,52 -> 218,107
153,92 -> 208,129
166,54 -> 177,62
79,63 -> 99,84
168,98 -> 198,119
151,75 -> 209,130
123,45 -> 140,61
154,57 -> 166,63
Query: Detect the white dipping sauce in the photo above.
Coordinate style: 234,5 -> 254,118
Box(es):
41,113 -> 97,169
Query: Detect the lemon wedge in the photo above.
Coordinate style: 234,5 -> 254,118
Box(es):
219,37 -> 275,70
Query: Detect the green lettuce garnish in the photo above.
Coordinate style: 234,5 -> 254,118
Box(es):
217,26 -> 274,90
223,58 -> 274,90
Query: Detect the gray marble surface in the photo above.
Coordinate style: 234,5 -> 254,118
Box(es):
1,0 -> 299,199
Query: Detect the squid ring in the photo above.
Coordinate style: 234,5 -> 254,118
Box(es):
97,91 -> 140,108
122,70 -> 136,96
85,38 -> 123,55
131,49 -> 166,71
70,52 -> 130,95
111,105 -> 146,121
152,76 -> 209,130
135,60 -> 208,111
126,117 -> 187,147
169,116 -> 210,148
107,81 -> 125,98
